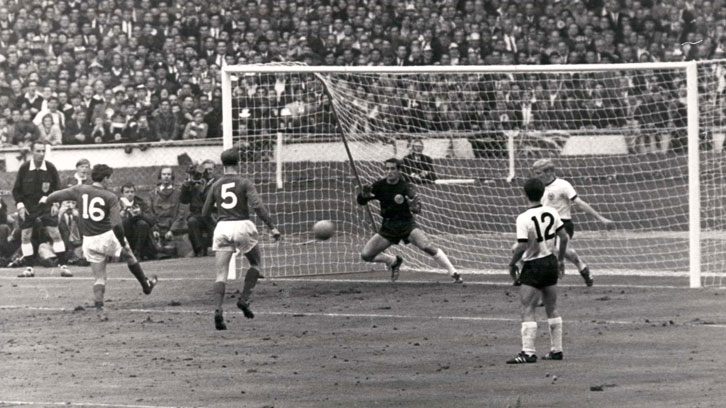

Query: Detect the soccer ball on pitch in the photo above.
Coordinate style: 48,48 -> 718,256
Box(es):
313,220 -> 335,241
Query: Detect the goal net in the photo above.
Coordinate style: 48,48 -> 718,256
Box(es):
222,61 -> 726,287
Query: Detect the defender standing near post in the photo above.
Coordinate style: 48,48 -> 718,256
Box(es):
532,159 -> 614,286
46,164 -> 157,320
202,149 -> 281,331
357,158 -> 461,283
507,178 -> 569,364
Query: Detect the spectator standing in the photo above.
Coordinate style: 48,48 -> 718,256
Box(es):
63,158 -> 92,188
180,159 -> 217,257
150,167 -> 191,258
401,139 -> 437,184
119,183 -> 156,261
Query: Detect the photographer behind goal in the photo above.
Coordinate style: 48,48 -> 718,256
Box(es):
180,159 -> 217,257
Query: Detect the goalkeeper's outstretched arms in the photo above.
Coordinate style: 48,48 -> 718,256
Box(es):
356,184 -> 375,205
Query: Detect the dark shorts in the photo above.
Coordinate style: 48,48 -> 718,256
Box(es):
562,219 -> 574,238
519,254 -> 559,289
20,207 -> 58,230
378,220 -> 416,245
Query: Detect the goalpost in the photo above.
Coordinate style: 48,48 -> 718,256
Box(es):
221,61 -> 726,288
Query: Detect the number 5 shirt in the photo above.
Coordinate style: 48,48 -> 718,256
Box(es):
516,204 -> 565,262
202,174 -> 263,222
47,184 -> 121,236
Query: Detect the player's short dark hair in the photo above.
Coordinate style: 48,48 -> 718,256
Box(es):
91,164 -> 113,182
384,158 -> 402,169
30,139 -> 46,151
121,182 -> 135,192
220,148 -> 239,166
524,178 -> 545,201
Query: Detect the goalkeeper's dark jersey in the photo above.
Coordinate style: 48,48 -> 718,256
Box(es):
358,178 -> 416,224
47,184 -> 121,236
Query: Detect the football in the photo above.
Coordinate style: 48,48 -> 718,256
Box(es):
313,220 -> 335,241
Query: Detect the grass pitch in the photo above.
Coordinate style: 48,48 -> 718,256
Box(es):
1,256 -> 725,408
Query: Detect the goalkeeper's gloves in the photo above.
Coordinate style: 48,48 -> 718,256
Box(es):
359,184 -> 373,198
112,225 -> 128,247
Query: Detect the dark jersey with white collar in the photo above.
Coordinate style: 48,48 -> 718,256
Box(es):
12,159 -> 61,211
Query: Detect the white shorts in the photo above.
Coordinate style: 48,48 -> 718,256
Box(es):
82,230 -> 123,263
212,220 -> 259,253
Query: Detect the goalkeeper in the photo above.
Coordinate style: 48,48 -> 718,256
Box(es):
531,159 -> 614,286
356,158 -> 461,283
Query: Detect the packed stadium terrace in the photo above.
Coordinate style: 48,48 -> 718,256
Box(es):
0,0 -> 722,148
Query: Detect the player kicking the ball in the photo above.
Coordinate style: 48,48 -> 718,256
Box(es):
507,178 -> 569,364
356,158 -> 461,283
46,164 -> 157,320
532,159 -> 614,286
202,148 -> 281,330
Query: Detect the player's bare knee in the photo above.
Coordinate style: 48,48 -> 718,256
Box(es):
121,248 -> 137,265
361,252 -> 375,262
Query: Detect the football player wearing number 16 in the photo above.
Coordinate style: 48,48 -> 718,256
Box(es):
46,164 -> 158,320
202,148 -> 281,331
356,158 -> 462,283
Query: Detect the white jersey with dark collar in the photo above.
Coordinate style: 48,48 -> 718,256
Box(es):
542,178 -> 577,220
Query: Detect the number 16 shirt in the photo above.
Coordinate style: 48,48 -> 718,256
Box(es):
48,184 -> 122,236
516,204 -> 565,262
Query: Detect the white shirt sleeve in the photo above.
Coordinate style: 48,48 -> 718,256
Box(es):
516,214 -> 529,242
563,180 -> 577,201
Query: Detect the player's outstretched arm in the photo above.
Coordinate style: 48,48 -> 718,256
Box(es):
573,197 -> 614,228
253,206 -> 280,241
46,187 -> 75,205
356,184 -> 374,205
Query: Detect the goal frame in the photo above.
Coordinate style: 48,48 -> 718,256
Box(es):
221,62 -> 701,287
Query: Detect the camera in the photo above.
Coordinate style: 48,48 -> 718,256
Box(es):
186,164 -> 204,182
